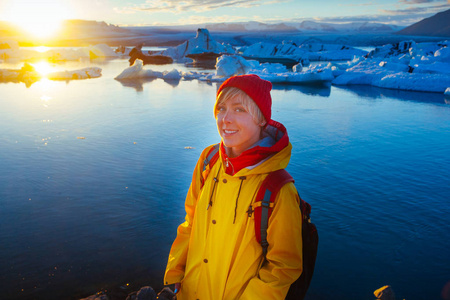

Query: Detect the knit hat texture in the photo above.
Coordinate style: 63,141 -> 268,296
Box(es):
217,74 -> 272,122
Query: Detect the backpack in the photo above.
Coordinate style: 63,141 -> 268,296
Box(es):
201,144 -> 318,300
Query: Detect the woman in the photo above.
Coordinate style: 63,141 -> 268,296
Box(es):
164,74 -> 303,299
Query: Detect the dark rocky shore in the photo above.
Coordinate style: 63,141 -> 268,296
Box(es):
80,285 -> 398,300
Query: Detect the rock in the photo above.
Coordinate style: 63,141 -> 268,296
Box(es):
156,287 -> 175,300
374,285 -> 396,300
125,286 -> 158,300
80,292 -> 109,300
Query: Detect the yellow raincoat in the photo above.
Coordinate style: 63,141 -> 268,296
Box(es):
165,125 -> 303,300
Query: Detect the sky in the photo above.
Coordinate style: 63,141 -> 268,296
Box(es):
0,0 -> 449,31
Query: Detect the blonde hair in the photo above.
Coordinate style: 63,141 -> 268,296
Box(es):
214,87 -> 266,125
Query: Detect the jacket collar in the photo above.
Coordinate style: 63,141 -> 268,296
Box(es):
220,119 -> 290,176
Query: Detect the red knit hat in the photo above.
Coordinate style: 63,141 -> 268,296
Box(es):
217,74 -> 272,122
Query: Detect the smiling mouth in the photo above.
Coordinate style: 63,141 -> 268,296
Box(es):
223,129 -> 238,135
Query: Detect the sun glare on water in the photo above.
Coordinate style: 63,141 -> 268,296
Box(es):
5,0 -> 71,40
33,61 -> 55,76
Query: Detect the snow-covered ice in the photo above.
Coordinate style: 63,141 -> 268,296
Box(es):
0,62 -> 102,86
161,28 -> 235,61
333,40 -> 450,93
0,41 -> 120,61
2,30 -> 450,94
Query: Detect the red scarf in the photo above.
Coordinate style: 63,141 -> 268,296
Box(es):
220,120 -> 289,175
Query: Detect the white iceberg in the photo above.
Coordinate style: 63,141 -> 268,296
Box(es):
86,44 -> 120,58
215,55 -> 259,78
0,63 -> 102,86
299,43 -> 368,61
114,59 -> 163,80
1,40 -> 119,61
47,67 -> 102,80
333,40 -> 450,94
240,41 -> 308,66
162,28 -> 235,61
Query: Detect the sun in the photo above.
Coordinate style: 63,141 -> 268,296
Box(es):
5,0 -> 71,40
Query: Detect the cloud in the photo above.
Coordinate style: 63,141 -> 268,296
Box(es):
399,0 -> 437,3
383,3 -> 449,14
295,3 -> 450,26
131,0 -> 273,13
178,14 -> 247,24
381,6 -> 429,14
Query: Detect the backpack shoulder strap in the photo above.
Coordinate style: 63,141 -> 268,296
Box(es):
253,169 -> 294,258
200,143 -> 220,189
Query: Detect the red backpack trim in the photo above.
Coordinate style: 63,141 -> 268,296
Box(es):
200,143 -> 220,189
253,169 -> 294,256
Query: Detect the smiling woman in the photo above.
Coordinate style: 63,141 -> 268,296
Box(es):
5,0 -> 71,39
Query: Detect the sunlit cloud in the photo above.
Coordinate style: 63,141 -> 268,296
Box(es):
382,3 -> 449,14
381,6 -> 428,14
178,15 -> 247,24
339,2 -> 378,7
124,0 -> 279,13
399,0 -> 437,3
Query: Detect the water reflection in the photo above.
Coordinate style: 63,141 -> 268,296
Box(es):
163,78 -> 181,87
337,84 -> 448,105
115,78 -> 157,92
272,83 -> 331,97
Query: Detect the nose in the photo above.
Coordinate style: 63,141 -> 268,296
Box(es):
222,109 -> 232,123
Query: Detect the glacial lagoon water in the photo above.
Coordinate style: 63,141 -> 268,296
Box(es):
0,57 -> 449,300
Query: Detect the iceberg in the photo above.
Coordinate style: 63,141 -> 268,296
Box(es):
333,40 -> 450,94
239,41 -> 308,67
114,37 -> 449,94
445,88 -> 450,97
47,67 -> 102,80
86,44 -> 120,59
0,63 -> 102,86
299,43 -> 368,61
114,59 -> 163,80
0,42 -> 119,62
161,28 -> 235,61
114,55 -> 333,86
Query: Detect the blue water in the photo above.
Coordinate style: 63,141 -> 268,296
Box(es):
0,57 -> 449,300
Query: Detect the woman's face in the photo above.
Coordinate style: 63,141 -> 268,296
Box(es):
216,95 -> 262,158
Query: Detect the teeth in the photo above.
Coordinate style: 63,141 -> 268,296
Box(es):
224,130 -> 237,134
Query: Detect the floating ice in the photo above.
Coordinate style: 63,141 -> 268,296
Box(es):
333,40 -> 450,93
47,67 -> 102,80
0,63 -> 102,86
114,59 -> 162,79
161,28 -> 235,61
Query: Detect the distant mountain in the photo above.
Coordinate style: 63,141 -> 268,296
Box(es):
206,21 -> 298,32
158,20 -> 401,33
291,21 -> 401,33
397,9 -> 450,37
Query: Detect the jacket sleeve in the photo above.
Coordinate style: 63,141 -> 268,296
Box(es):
240,182 -> 303,300
163,146 -> 212,285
